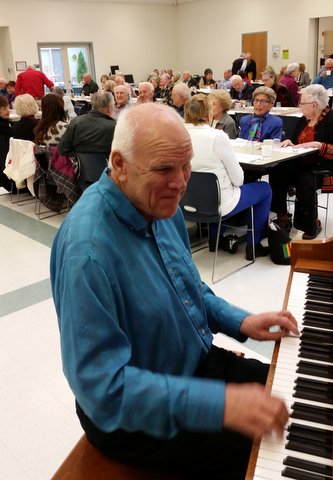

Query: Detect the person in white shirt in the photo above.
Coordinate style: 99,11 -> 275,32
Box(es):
184,93 -> 271,260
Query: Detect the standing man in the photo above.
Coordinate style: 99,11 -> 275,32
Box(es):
244,52 -> 257,81
15,65 -> 54,101
51,102 -> 298,479
231,53 -> 247,75
81,73 -> 99,96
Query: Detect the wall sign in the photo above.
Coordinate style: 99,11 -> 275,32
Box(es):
15,61 -> 27,71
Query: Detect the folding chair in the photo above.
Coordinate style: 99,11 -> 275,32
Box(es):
180,171 -> 255,284
3,137 -> 36,205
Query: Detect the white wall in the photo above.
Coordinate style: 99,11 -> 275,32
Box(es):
1,0 -> 333,83
0,0 -> 178,83
177,0 -> 333,80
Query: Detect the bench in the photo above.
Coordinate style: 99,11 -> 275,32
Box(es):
51,434 -> 181,480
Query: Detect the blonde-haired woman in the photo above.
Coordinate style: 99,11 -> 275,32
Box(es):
184,94 -> 272,259
209,90 -> 238,139
12,93 -> 39,141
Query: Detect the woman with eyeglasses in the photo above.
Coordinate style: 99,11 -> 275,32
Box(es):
239,86 -> 283,141
269,84 -> 333,239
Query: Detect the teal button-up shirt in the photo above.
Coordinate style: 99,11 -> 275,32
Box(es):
50,169 -> 248,439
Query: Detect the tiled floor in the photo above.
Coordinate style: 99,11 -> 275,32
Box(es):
0,187 -> 332,479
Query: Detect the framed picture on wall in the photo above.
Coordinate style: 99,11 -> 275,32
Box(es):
15,61 -> 27,71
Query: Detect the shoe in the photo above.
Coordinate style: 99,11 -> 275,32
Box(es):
276,213 -> 292,234
302,220 -> 322,240
245,243 -> 270,261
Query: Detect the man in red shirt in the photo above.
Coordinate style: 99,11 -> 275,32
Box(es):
15,65 -> 54,100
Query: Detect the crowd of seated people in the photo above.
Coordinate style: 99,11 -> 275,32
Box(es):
1,61 -> 332,247
184,93 -> 272,260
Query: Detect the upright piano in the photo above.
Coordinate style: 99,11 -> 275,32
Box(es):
246,237 -> 333,480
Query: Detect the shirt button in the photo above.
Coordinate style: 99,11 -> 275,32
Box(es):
184,299 -> 189,305
201,328 -> 206,335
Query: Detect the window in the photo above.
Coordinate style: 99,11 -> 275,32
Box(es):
38,43 -> 95,90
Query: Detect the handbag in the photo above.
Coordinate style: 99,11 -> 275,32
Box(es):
267,219 -> 292,265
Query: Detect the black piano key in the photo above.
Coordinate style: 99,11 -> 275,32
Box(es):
306,287 -> 333,301
291,401 -> 333,426
295,377 -> 333,394
305,300 -> 333,314
297,359 -> 333,379
287,424 -> 332,445
286,439 -> 332,459
283,455 -> 333,477
293,386 -> 333,404
299,346 -> 333,363
282,466 -> 331,479
304,312 -> 333,322
303,316 -> 333,329
309,274 -> 333,285
301,328 -> 333,343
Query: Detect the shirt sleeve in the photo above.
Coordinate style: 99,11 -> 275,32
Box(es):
51,252 -> 227,439
212,131 -> 244,186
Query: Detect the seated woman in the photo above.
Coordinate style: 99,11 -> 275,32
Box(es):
209,90 -> 238,139
239,86 -> 283,141
100,74 -> 110,90
198,68 -> 216,89
34,94 -> 68,146
269,84 -> 333,240
0,96 -> 13,191
184,94 -> 272,260
12,93 -> 39,141
261,70 -> 293,107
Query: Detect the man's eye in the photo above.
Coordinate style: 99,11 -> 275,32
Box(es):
154,167 -> 172,174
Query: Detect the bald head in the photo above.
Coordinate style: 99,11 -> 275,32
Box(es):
110,103 -> 193,220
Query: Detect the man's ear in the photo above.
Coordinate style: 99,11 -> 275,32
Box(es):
111,151 -> 127,181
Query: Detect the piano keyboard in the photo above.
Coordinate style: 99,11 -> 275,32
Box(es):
254,271 -> 333,479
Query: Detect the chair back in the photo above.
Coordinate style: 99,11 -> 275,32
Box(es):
76,152 -> 108,192
4,137 -> 36,194
180,171 -> 221,223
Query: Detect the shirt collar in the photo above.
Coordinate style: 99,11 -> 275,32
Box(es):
98,168 -> 152,236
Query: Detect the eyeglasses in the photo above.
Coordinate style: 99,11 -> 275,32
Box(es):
253,99 -> 271,104
299,101 -> 314,106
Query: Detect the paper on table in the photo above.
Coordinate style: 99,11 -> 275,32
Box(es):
235,152 -> 261,163
280,146 -> 315,153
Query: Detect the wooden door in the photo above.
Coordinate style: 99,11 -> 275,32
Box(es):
242,32 -> 267,80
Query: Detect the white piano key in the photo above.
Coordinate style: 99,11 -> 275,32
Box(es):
252,271 -> 333,478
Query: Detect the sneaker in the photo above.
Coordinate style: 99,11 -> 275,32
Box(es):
245,243 -> 270,261
302,219 -> 322,240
